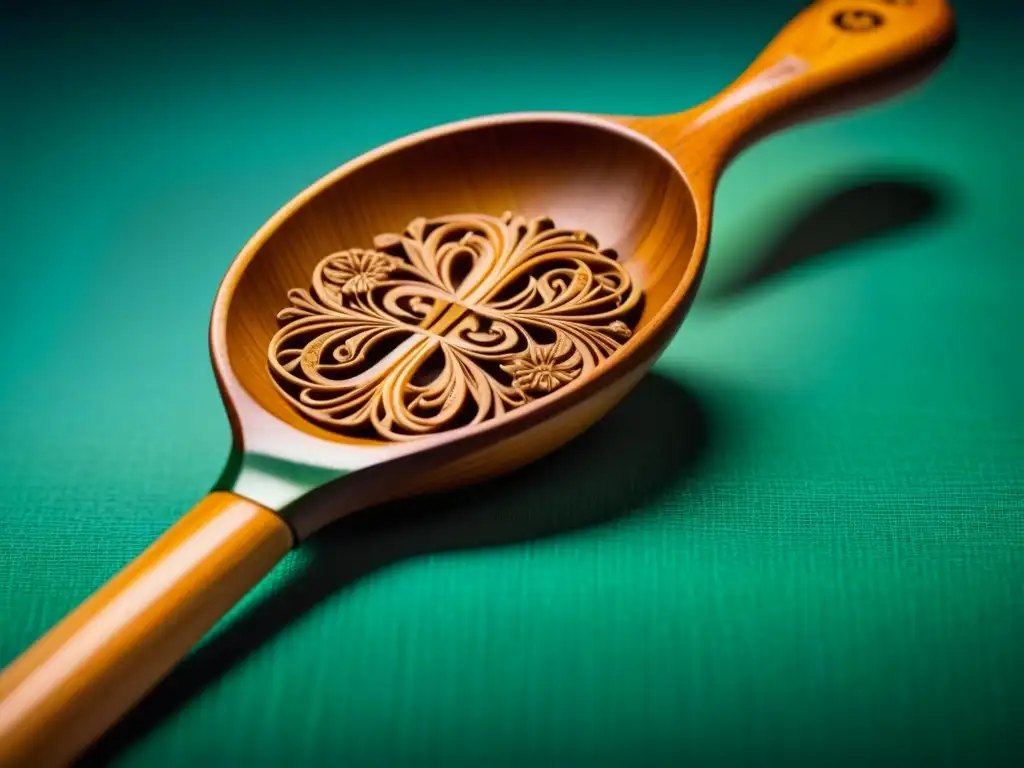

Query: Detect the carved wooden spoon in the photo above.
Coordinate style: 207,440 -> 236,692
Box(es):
0,2 -> 955,764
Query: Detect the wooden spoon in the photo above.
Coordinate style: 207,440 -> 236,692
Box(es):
0,2 -> 955,764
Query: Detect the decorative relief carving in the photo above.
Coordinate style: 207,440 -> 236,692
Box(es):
268,212 -> 643,441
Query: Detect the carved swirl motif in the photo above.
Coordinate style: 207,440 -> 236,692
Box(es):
268,212 -> 643,442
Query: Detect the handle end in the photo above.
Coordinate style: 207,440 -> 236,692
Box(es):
654,0 -> 957,186
0,492 -> 293,767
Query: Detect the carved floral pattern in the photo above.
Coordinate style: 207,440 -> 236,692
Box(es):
322,249 -> 403,295
500,336 -> 581,395
268,211 -> 642,442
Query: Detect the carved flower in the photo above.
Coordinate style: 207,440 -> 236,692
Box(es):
501,337 -> 580,395
323,249 -> 402,295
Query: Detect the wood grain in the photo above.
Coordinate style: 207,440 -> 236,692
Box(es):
0,493 -> 293,767
616,0 -> 957,192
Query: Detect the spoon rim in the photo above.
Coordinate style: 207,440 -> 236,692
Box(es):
208,109 -> 710,472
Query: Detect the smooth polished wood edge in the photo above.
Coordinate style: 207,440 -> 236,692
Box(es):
207,112 -> 690,474
0,493 -> 294,767
208,115 -> 707,529
625,0 -> 957,190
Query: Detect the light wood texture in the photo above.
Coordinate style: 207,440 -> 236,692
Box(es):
0,493 -> 293,767
616,0 -> 957,196
0,1 -> 956,763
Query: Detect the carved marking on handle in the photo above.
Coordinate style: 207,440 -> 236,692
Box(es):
833,10 -> 886,32
267,212 -> 643,442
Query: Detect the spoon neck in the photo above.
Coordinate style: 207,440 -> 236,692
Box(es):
628,0 -> 956,190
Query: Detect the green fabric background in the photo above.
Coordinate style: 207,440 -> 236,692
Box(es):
1,1 -> 1021,765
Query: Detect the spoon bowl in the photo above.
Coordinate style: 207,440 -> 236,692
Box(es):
0,2 -> 957,764
216,113 -> 701,529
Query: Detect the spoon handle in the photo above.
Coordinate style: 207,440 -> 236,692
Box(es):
659,0 -> 956,188
0,493 -> 293,766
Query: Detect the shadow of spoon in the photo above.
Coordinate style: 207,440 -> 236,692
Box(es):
80,371 -> 712,766
710,168 -> 959,300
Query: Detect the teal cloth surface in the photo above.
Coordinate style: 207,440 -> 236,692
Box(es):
1,2 -> 1021,765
